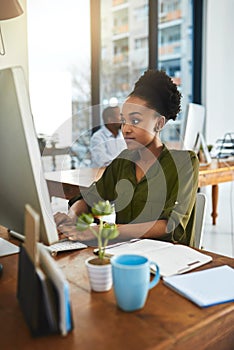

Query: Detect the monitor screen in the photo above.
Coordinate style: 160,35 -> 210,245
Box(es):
181,103 -> 205,151
0,66 -> 58,245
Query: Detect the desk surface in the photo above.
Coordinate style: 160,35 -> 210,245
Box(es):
45,159 -> 234,196
0,244 -> 234,350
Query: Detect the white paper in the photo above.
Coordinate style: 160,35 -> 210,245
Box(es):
106,239 -> 212,277
0,238 -> 19,257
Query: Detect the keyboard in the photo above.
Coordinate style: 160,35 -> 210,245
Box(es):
47,239 -> 88,256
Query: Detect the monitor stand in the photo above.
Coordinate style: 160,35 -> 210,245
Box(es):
194,132 -> 212,166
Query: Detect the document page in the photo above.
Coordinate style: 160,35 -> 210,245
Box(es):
106,239 -> 212,277
0,238 -> 19,257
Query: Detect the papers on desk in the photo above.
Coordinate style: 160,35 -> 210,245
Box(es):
0,237 -> 19,257
163,265 -> 234,307
105,239 -> 212,277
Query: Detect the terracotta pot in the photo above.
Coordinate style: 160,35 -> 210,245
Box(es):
85,257 -> 112,292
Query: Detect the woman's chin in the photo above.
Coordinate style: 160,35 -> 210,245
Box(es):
125,139 -> 139,149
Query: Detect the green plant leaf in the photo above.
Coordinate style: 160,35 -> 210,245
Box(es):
76,213 -> 94,230
101,223 -> 119,240
91,200 -> 113,216
76,200 -> 119,259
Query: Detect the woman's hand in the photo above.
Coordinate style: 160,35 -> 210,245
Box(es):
54,212 -> 75,226
53,212 -> 97,242
54,212 -> 78,238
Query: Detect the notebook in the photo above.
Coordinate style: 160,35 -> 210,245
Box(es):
105,239 -> 213,277
163,265 -> 234,307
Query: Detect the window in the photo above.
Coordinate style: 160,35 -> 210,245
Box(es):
27,0 -> 91,169
27,0 -> 198,168
135,37 -> 148,50
134,4 -> 149,21
97,0 -> 194,143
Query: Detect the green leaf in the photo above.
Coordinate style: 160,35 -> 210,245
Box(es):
76,201 -> 119,259
91,200 -> 113,216
101,223 -> 119,240
76,213 -> 94,231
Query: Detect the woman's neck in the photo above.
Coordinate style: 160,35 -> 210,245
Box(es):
135,139 -> 163,183
138,138 -> 163,162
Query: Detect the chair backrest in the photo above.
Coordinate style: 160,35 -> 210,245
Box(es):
194,193 -> 207,249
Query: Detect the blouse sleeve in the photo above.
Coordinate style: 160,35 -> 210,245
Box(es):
159,150 -> 199,245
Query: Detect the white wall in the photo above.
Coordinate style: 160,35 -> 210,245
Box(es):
204,0 -> 234,145
0,0 -> 28,81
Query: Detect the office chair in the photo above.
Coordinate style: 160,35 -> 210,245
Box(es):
194,192 -> 207,249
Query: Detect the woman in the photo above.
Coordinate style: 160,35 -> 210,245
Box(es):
55,70 -> 199,246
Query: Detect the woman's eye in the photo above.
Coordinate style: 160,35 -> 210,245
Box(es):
131,119 -> 140,125
120,118 -> 140,125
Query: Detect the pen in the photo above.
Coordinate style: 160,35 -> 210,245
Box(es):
105,238 -> 141,250
93,238 -> 141,256
8,229 -> 25,242
177,261 -> 201,273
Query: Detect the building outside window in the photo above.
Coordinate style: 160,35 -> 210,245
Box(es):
100,0 -> 193,141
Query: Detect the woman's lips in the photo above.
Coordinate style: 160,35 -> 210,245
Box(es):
124,137 -> 135,142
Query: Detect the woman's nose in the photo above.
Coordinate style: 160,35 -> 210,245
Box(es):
122,123 -> 132,133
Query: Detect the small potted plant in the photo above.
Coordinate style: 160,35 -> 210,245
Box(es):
76,200 -> 119,292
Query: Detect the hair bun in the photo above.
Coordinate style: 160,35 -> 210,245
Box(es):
129,69 -> 181,121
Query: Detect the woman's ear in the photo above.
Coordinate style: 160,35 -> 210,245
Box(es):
154,116 -> 166,132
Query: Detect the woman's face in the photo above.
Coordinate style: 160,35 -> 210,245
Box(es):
120,96 -> 158,150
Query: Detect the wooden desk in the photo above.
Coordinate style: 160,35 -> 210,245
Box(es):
45,167 -> 105,200
198,159 -> 234,224
45,159 -> 234,225
0,245 -> 234,350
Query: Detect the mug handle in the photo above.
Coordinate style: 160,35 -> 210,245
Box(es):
148,262 -> 160,289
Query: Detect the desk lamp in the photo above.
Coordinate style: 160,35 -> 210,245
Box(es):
0,0 -> 23,55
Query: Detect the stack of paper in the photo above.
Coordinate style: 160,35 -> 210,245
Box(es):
163,265 -> 234,307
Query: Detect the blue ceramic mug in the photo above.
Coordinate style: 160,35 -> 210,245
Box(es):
111,254 -> 160,312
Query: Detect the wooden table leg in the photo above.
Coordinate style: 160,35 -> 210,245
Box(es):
211,184 -> 219,225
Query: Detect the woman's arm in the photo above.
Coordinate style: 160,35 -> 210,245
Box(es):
117,219 -> 168,240
54,204 -> 169,243
61,218 -> 168,243
67,198 -> 89,221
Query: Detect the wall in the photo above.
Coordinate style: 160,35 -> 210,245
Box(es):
0,0 -> 28,81
204,0 -> 234,146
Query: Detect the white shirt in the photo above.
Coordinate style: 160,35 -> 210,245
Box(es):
90,125 -> 127,168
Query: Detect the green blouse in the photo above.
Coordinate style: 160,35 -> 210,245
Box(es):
76,145 -> 199,246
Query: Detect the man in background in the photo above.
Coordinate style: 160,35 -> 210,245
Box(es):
90,106 -> 126,168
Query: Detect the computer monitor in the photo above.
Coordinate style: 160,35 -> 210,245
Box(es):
0,66 -> 59,245
181,103 -> 211,165
182,103 -> 205,151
